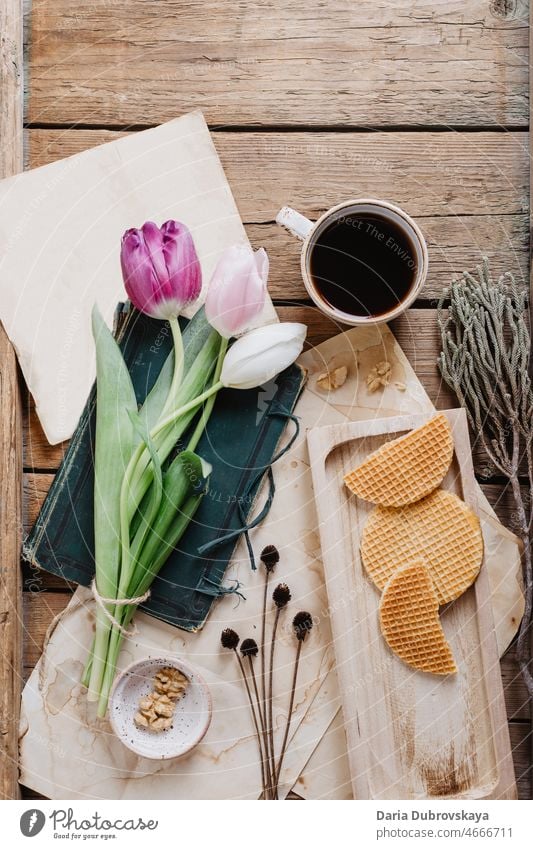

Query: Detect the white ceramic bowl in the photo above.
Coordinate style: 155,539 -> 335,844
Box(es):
109,656 -> 212,760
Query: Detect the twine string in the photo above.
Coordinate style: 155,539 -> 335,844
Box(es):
90,578 -> 150,637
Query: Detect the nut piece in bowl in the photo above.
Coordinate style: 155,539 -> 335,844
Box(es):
109,657 -> 212,760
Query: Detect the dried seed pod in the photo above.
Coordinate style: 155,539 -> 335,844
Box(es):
272,582 -> 291,609
292,611 -> 314,642
221,627 -> 240,650
260,544 -> 280,572
240,638 -> 259,657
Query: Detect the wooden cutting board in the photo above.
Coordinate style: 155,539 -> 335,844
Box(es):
307,408 -> 516,800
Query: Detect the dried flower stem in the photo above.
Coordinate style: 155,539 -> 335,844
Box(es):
246,654 -> 273,796
267,606 -> 281,799
234,650 -> 270,799
259,545 -> 278,782
437,259 -> 533,696
274,638 -> 302,790
261,573 -> 271,770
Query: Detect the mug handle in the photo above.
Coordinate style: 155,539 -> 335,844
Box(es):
276,206 -> 314,241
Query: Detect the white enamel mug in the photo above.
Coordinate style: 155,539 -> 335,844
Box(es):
276,199 -> 428,325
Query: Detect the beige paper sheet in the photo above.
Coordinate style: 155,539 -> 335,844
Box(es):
0,110 -> 274,444
20,324 -> 523,800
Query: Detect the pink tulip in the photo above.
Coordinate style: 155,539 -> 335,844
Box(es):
205,244 -> 268,338
121,220 -> 202,319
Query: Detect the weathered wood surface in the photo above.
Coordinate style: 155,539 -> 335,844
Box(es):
26,129 -> 530,301
20,0 -> 532,801
0,0 -> 24,801
28,1 -> 528,128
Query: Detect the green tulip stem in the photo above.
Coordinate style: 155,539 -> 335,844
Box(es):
187,336 -> 228,453
118,449 -> 138,598
150,381 -> 223,440
96,491 -> 204,716
121,385 -> 216,524
160,316 -> 184,418
120,329 -> 221,525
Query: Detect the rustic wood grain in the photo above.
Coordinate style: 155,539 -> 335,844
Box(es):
27,1 -> 528,128
0,335 -> 23,800
502,645 -> 530,723
21,0 -> 532,799
27,128 -> 529,217
25,129 -> 530,306
510,721 -> 532,799
0,0 -> 24,801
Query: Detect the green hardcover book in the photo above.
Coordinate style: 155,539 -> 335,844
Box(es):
23,305 -> 306,631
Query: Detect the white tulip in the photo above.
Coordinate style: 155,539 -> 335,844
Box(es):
220,322 -> 307,390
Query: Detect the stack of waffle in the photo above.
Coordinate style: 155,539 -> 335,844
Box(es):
344,414 -> 483,675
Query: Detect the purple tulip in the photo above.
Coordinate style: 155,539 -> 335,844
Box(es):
121,220 -> 202,319
205,244 -> 268,338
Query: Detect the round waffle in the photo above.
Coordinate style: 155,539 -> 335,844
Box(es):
361,489 -> 483,605
343,413 -> 454,507
379,561 -> 457,675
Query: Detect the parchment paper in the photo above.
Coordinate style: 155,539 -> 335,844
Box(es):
0,110 -> 275,444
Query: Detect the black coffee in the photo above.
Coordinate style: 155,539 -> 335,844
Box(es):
309,213 -> 417,318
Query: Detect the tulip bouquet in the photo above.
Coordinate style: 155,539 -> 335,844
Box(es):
82,221 -> 306,716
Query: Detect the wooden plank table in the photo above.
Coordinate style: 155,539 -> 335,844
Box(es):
0,0 -> 23,802
10,0 -> 533,798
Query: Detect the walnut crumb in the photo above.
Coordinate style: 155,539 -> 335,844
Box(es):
134,666 -> 189,733
316,365 -> 348,391
154,666 -> 189,699
394,381 -> 407,392
366,361 -> 392,393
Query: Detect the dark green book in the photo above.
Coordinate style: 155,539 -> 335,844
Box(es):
23,306 -> 305,631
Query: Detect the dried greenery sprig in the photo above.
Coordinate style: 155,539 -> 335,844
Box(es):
437,259 -> 533,695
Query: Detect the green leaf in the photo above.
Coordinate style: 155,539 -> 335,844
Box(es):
128,450 -> 210,593
91,305 -> 138,597
131,490 -> 207,598
127,409 -> 164,572
88,305 -> 139,701
139,306 -> 213,433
